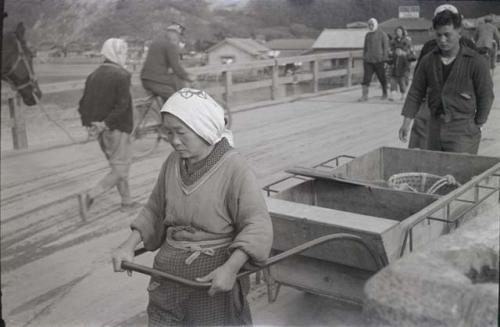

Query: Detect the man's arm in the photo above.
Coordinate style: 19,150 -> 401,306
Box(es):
399,58 -> 429,142
401,58 -> 428,119
493,25 -> 500,47
382,32 -> 390,61
473,55 -> 494,125
165,43 -> 193,82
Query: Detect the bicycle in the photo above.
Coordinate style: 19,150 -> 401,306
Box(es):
130,94 -> 166,159
130,92 -> 233,159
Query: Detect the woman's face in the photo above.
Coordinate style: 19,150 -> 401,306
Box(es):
396,28 -> 403,37
163,114 -> 211,163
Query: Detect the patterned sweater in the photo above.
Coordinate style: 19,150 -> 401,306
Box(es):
131,141 -> 273,265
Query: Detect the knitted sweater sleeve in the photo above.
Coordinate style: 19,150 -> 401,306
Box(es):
131,159 -> 168,250
227,163 -> 273,265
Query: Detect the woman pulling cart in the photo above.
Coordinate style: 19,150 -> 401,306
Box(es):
112,88 -> 273,326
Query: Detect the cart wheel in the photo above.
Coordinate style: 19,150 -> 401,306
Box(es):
131,101 -> 162,159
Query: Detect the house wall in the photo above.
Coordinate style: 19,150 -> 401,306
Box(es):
207,44 -> 256,65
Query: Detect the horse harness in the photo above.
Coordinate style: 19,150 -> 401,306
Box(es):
2,37 -> 38,92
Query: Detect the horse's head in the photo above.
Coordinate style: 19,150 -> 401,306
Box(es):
2,23 -> 42,106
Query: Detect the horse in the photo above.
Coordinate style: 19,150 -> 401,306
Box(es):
1,22 -> 42,106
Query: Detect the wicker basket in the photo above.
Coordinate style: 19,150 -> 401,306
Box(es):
387,172 -> 461,195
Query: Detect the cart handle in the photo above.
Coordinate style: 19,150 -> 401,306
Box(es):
121,233 -> 386,288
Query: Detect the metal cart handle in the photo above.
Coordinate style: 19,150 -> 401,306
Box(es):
121,233 -> 386,288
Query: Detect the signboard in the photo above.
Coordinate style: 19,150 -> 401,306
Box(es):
399,6 -> 420,19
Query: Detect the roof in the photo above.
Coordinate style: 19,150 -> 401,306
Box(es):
266,38 -> 315,51
346,21 -> 368,29
379,17 -> 432,31
312,29 -> 368,49
207,38 -> 270,56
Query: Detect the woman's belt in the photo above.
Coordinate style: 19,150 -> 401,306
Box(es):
166,227 -> 232,265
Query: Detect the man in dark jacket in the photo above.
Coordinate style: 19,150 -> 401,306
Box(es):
399,9 -> 494,154
359,18 -> 390,101
78,38 -> 140,214
140,23 -> 195,101
407,5 -> 478,150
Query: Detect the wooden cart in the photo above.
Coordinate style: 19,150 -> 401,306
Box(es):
123,147 -> 500,305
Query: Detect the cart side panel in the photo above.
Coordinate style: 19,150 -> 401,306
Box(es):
270,255 -> 374,304
267,198 -> 394,271
274,180 -> 438,221
329,148 -> 383,181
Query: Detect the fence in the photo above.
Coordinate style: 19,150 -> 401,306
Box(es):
3,50 -> 364,150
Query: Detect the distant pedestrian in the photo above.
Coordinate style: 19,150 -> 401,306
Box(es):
388,26 -> 412,101
358,18 -> 390,101
474,15 -> 500,74
78,38 -> 141,214
399,7 -> 494,154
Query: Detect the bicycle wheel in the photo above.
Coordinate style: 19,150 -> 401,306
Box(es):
131,100 -> 162,159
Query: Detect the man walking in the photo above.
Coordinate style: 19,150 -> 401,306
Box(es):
474,15 -> 500,75
78,38 -> 140,215
399,9 -> 494,154
359,18 -> 390,101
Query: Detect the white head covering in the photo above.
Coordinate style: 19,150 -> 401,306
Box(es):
160,88 -> 234,146
101,38 -> 128,68
433,4 -> 459,17
368,18 -> 378,31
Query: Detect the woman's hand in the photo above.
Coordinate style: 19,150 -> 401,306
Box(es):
111,230 -> 142,276
111,246 -> 135,276
196,265 -> 238,297
195,249 -> 249,296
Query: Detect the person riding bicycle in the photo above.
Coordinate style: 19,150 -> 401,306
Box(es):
140,22 -> 196,103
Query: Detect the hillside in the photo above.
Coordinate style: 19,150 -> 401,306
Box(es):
3,0 -> 396,51
3,0 -> 499,52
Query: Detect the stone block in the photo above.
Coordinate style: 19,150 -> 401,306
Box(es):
363,204 -> 499,327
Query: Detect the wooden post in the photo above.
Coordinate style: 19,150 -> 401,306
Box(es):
8,96 -> 28,149
346,53 -> 353,87
271,61 -> 280,100
223,70 -> 232,108
311,60 -> 319,93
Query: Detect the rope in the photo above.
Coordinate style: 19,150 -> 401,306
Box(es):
32,92 -> 78,143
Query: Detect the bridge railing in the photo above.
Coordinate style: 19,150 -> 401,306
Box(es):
2,50 -> 364,150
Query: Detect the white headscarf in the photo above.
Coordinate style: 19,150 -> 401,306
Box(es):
101,38 -> 128,68
368,18 -> 378,31
160,88 -> 234,146
433,4 -> 458,17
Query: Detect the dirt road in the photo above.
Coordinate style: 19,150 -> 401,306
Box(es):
1,77 -> 499,326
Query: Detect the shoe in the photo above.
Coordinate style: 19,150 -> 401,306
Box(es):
358,85 -> 369,101
79,192 -> 94,221
120,201 -> 142,212
85,193 -> 94,211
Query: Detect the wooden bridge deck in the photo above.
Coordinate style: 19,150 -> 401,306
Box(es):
1,75 -> 499,326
